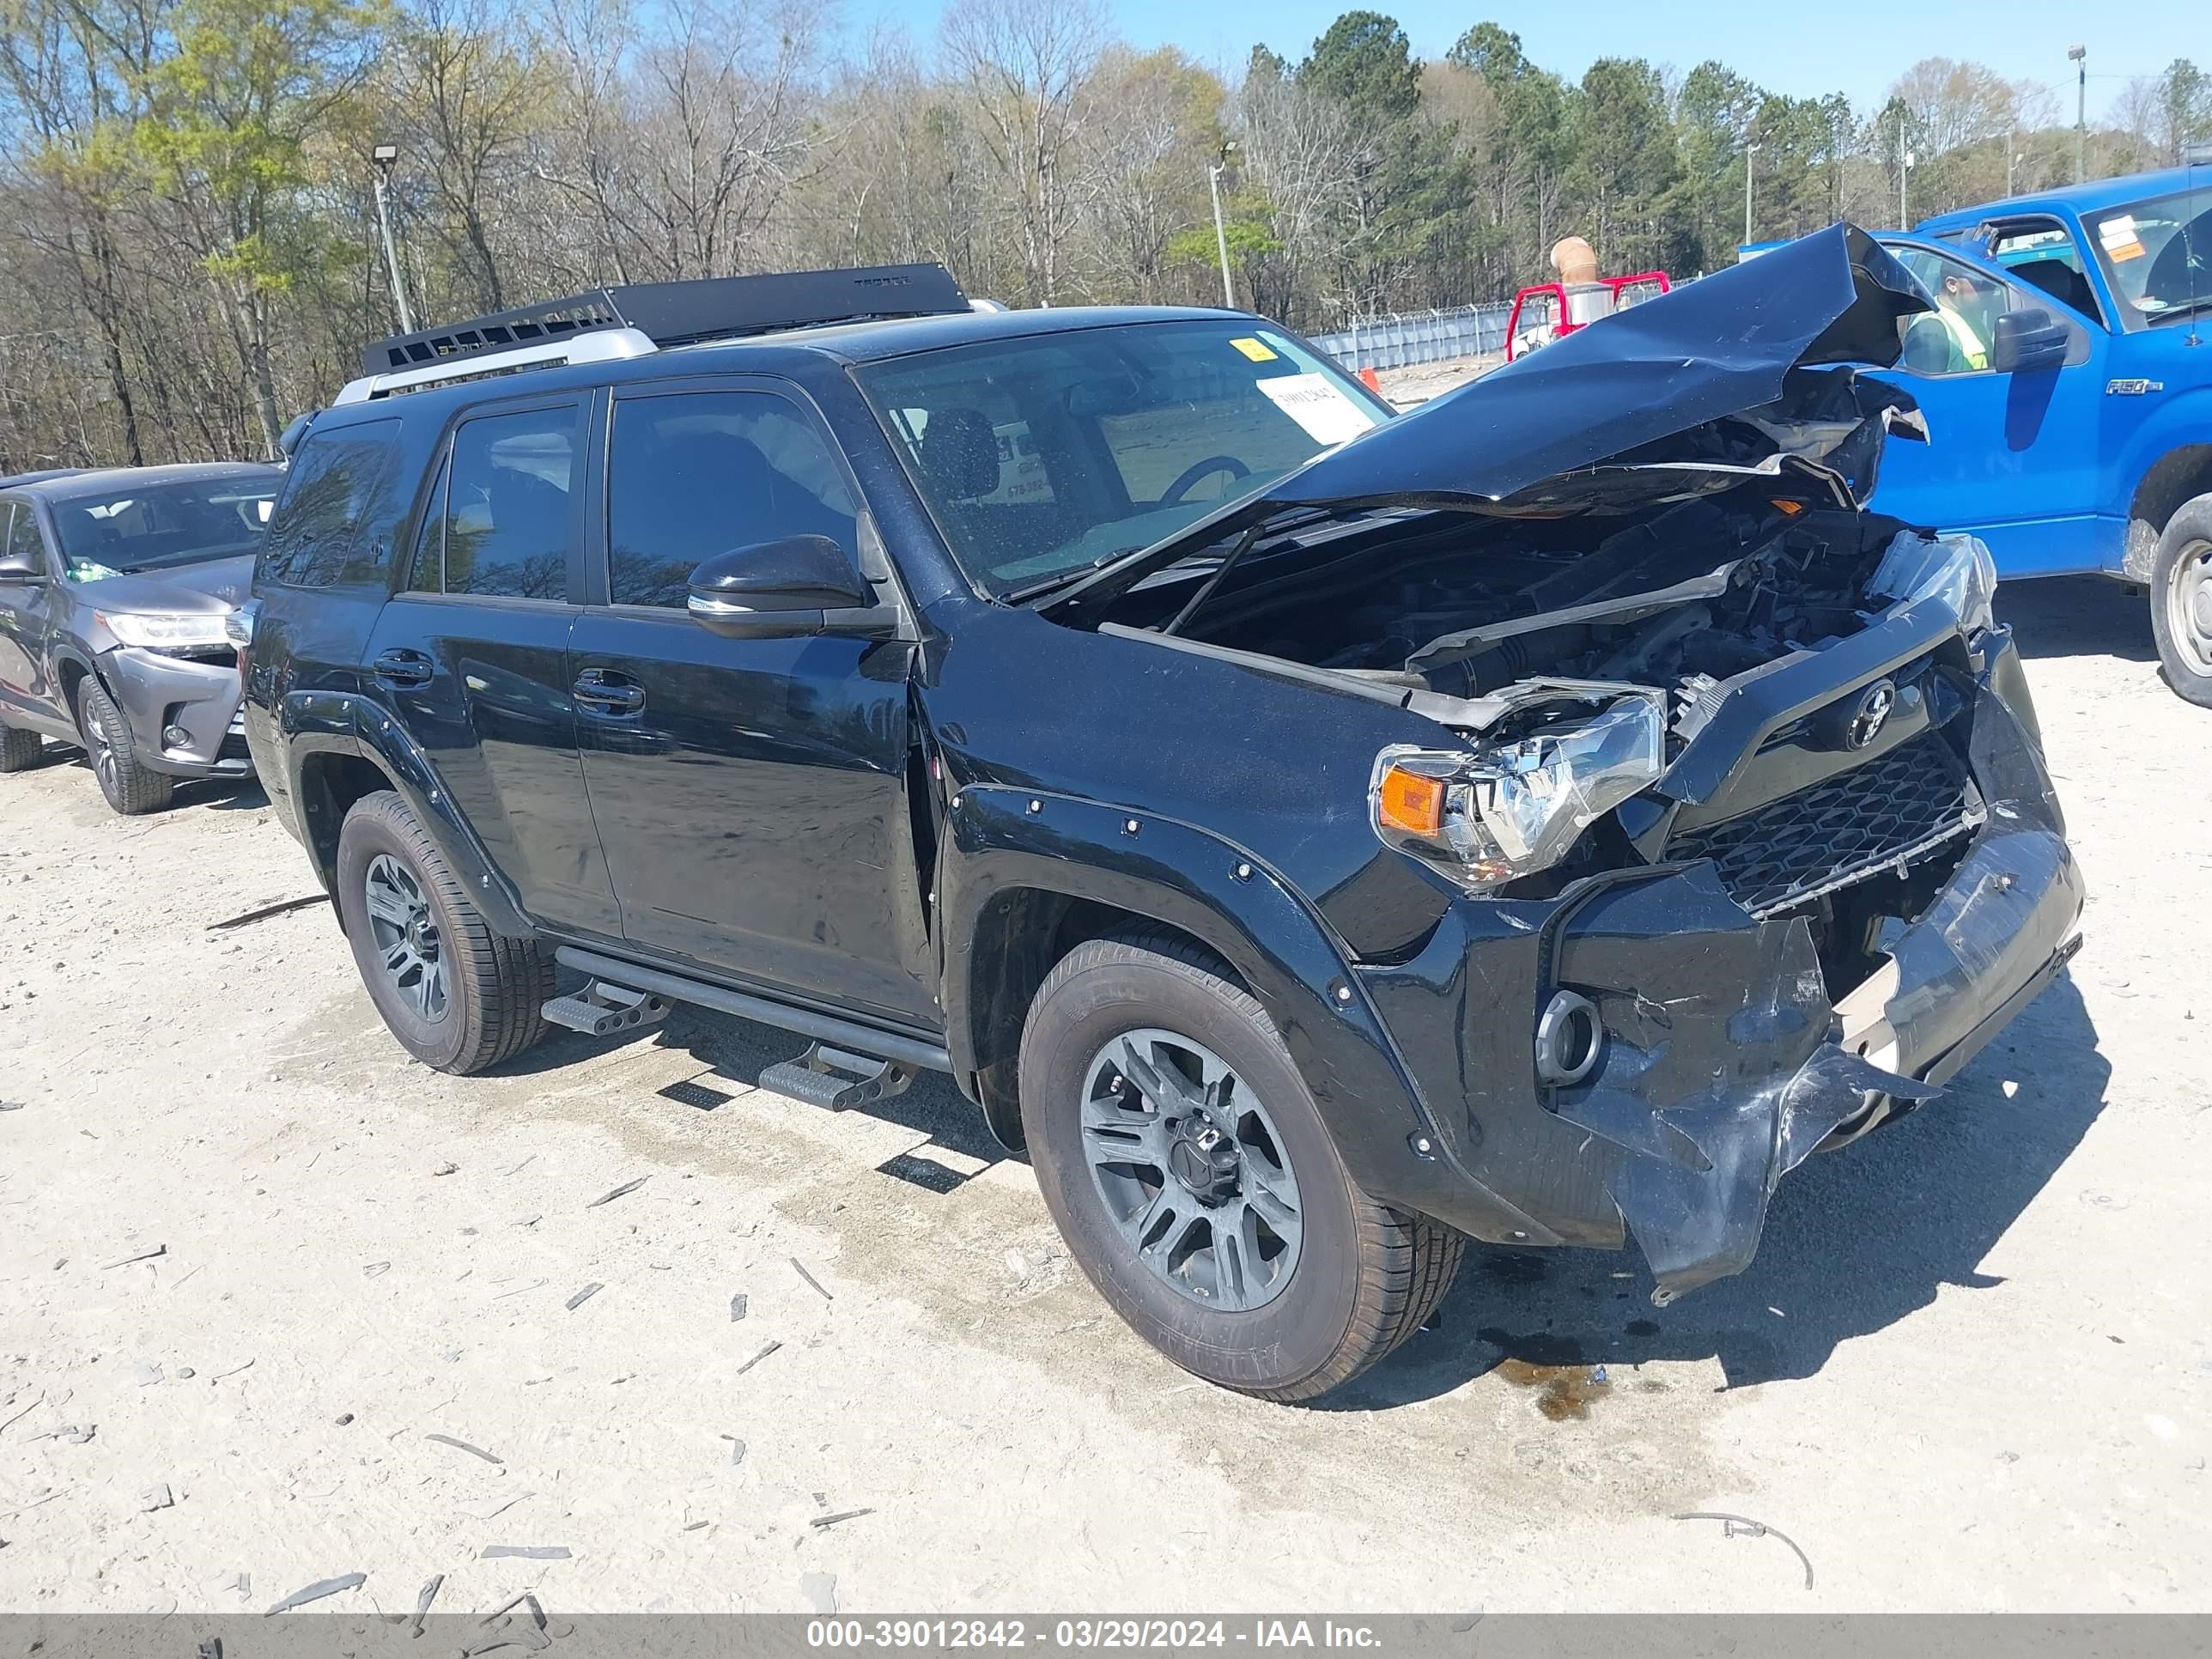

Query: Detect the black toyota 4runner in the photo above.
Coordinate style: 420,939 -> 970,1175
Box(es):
242,231 -> 2084,1401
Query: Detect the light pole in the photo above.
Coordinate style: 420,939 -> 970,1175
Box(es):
1743,143 -> 1759,246
1207,143 -> 1237,310
1898,110 -> 1912,229
2068,45 -> 2087,184
370,143 -> 418,334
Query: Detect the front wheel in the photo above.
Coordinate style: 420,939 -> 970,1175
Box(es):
0,723 -> 41,773
2150,495 -> 2212,709
1019,933 -> 1462,1401
74,676 -> 172,815
335,790 -> 554,1073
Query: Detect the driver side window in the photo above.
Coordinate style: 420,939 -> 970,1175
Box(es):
4,501 -> 44,569
1893,248 -> 2018,377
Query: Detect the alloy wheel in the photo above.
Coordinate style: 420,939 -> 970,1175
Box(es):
82,705 -> 118,800
2166,537 -> 2212,678
362,853 -> 449,1022
1079,1028 -> 1304,1311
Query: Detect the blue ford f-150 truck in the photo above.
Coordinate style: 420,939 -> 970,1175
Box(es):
1863,166 -> 2212,705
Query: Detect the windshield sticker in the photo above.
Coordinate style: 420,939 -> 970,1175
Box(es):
2097,215 -> 2146,262
1258,373 -> 1377,445
1230,336 -> 1278,362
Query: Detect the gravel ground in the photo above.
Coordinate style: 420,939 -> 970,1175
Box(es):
0,575 -> 2206,1618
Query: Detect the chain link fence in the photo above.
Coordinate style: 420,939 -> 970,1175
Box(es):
1310,302 -> 1514,373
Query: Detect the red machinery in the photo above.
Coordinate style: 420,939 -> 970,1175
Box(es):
1504,270 -> 1672,361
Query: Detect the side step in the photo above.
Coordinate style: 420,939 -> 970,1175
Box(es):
543,980 -> 672,1038
758,1043 -> 915,1112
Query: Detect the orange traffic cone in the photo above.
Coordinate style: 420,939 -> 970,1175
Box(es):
1358,366 -> 1382,393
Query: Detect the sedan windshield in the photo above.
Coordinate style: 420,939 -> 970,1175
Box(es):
52,477 -> 277,580
2083,185 -> 2212,330
856,319 -> 1387,598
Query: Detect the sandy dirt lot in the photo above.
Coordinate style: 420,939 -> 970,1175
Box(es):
1,576 -> 2207,1620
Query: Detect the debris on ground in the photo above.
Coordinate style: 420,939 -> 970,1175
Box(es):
791,1258 -> 832,1301
140,1483 -> 174,1511
47,1425 -> 95,1444
432,1163 -> 458,1176
134,1363 -> 163,1387
735,1341 -> 781,1376
0,1393 -> 46,1437
480,1545 -> 571,1559
425,1432 -> 503,1465
460,1491 -> 534,1522
800,1572 -> 837,1615
363,1262 -> 391,1278
721,1435 -> 747,1467
265,1571 -> 368,1614
175,1366 -> 195,1379
811,1508 -> 873,1529
207,895 -> 325,932
411,1574 -> 444,1635
565,1283 -> 602,1312
729,1293 -> 747,1322
102,1244 -> 166,1269
586,1176 -> 647,1209
483,1591 -> 550,1629
209,1358 -> 254,1381
1668,1510 -> 1815,1589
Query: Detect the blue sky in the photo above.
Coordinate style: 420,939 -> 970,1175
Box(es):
860,0 -> 2183,121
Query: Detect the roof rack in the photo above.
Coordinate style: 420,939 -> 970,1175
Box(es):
344,263 -> 971,392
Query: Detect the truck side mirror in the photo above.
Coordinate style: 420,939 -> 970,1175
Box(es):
687,534 -> 890,640
1990,307 -> 2069,374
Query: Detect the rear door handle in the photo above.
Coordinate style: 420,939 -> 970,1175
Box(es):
371,648 -> 433,688
572,669 -> 644,714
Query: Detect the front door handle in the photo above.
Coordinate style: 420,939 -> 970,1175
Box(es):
572,669 -> 644,714
371,648 -> 434,687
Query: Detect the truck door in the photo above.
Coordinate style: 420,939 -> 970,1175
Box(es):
567,381 -> 937,1030
1867,237 -> 2112,577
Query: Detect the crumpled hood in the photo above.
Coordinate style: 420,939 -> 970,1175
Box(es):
79,553 -> 253,617
1048,225 -> 1933,613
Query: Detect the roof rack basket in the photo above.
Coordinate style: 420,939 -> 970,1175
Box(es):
360,263 -> 972,378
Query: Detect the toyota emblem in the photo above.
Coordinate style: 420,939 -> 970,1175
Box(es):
1843,678 -> 1896,750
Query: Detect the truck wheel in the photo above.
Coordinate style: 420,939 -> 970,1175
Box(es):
0,724 -> 41,773
1019,933 -> 1462,1401
74,677 -> 173,815
2150,495 -> 2212,709
335,790 -> 553,1074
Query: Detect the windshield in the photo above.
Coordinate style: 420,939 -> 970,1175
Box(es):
2083,185 -> 2212,331
855,319 -> 1387,599
52,477 -> 277,580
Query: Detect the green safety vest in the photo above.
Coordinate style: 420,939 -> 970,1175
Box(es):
1933,304 -> 1990,371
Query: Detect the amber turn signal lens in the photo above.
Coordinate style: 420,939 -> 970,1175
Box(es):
1377,766 -> 1445,836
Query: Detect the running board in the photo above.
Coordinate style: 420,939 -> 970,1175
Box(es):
758,1044 -> 915,1111
543,980 -> 672,1037
550,945 -> 952,1073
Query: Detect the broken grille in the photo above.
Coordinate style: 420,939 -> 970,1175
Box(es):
1668,734 -> 1984,919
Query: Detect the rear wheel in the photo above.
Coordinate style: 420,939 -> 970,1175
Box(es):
74,676 -> 172,815
335,789 -> 553,1073
2150,495 -> 2212,709
1019,933 -> 1462,1401
0,724 -> 41,773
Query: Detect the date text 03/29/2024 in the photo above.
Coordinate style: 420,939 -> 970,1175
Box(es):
805,1620 -> 1388,1650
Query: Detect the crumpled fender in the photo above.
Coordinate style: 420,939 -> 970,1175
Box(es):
934,782 -> 1561,1243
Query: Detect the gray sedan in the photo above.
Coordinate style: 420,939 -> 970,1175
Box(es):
0,463 -> 282,814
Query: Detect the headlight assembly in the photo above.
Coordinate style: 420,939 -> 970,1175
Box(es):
1372,694 -> 1666,890
1869,531 -> 1996,636
98,610 -> 236,653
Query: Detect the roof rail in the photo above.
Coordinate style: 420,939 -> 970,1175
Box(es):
331,327 -> 657,406
356,263 -> 972,380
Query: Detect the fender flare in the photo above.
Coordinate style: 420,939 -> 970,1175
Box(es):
934,784 -> 1553,1241
278,687 -> 538,937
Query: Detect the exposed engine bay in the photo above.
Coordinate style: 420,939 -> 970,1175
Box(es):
1145,496 -> 1903,745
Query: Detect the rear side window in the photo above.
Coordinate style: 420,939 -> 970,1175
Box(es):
605,391 -> 856,609
425,404 -> 578,600
259,421 -> 403,587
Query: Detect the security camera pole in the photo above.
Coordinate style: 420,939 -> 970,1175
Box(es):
2068,46 -> 2087,185
1743,143 -> 1759,246
1207,143 -> 1237,310
371,143 -> 418,334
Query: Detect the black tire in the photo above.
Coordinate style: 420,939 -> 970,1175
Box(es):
2150,495 -> 2212,709
1019,933 -> 1462,1402
0,723 -> 41,773
73,675 -> 172,815
335,789 -> 554,1074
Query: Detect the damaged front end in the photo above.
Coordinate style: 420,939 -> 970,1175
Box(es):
1052,224 -> 2086,1301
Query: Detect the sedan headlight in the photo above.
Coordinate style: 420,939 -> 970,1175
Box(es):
1372,695 -> 1666,889
98,610 -> 236,653
1869,531 -> 1996,635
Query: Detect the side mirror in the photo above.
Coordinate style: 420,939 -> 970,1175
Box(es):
0,550 -> 41,582
1990,307 -> 2069,374
687,534 -> 885,640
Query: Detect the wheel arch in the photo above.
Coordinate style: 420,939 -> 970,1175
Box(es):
2122,436 -> 2212,581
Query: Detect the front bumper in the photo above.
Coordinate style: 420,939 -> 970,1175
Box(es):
101,647 -> 252,779
1357,660 -> 2083,1304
